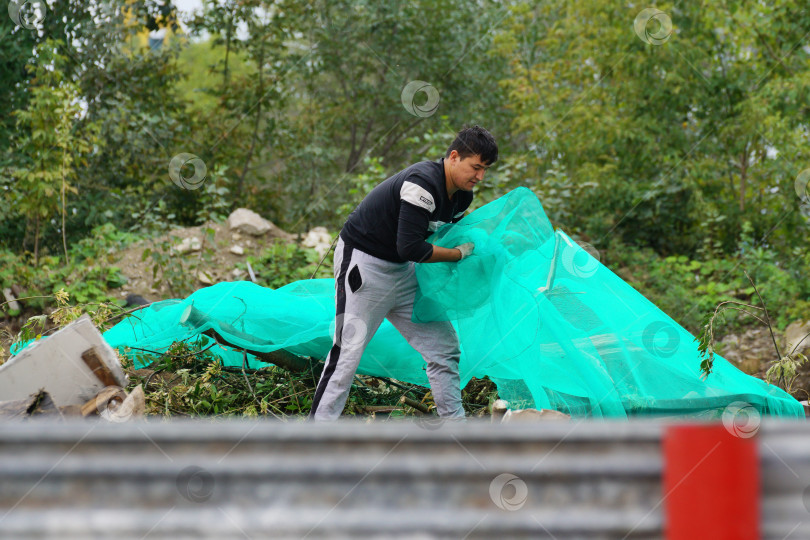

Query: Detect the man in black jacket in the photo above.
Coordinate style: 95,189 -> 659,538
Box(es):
310,126 -> 498,420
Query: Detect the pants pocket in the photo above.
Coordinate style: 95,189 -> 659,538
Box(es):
347,264 -> 363,293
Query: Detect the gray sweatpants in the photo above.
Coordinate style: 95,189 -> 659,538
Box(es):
310,237 -> 464,420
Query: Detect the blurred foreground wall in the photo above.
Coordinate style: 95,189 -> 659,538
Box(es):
0,419 -> 805,539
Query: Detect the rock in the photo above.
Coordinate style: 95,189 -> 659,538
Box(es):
302,226 -> 334,258
719,334 -> 739,348
231,268 -> 244,278
232,232 -> 242,241
784,320 -> 810,357
2,288 -> 20,312
776,321 -> 810,399
227,208 -> 279,236
743,328 -> 759,340
230,245 -> 244,256
124,294 -> 149,307
490,399 -> 508,422
717,327 -> 776,375
172,236 -> 201,254
197,271 -> 213,285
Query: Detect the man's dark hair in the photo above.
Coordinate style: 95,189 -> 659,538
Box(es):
446,125 -> 498,165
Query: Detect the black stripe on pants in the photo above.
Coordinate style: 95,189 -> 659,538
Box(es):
309,241 -> 354,417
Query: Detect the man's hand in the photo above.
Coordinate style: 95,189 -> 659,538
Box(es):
455,242 -> 475,261
423,243 -> 475,263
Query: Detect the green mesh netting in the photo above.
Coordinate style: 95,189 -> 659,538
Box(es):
413,187 -> 801,418
93,187 -> 801,418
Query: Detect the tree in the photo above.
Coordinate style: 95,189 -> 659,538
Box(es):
492,0 -> 810,257
11,40 -> 99,265
269,0 -> 512,228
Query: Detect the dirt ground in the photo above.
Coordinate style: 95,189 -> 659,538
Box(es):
111,218 -> 298,301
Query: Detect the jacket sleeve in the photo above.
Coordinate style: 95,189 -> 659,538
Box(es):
396,177 -> 436,262
397,202 -> 433,262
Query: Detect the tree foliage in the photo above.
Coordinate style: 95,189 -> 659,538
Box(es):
492,0 -> 810,258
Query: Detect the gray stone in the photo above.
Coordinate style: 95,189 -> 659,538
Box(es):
717,327 -> 777,375
302,226 -> 333,258
227,208 -> 272,236
197,271 -> 213,285
2,288 -> 20,311
172,236 -> 201,254
784,320 -> 810,357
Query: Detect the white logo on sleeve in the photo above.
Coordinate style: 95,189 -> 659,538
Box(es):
401,182 -> 436,212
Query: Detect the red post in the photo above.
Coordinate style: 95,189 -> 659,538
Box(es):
663,424 -> 759,540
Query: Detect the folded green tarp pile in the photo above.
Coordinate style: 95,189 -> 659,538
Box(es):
102,187 -> 802,418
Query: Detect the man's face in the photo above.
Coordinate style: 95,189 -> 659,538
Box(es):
449,151 -> 491,192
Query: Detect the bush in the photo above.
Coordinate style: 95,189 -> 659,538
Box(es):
249,241 -> 334,289
607,242 -> 808,335
0,223 -> 138,319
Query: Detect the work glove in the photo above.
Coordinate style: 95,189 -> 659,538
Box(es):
455,242 -> 475,261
